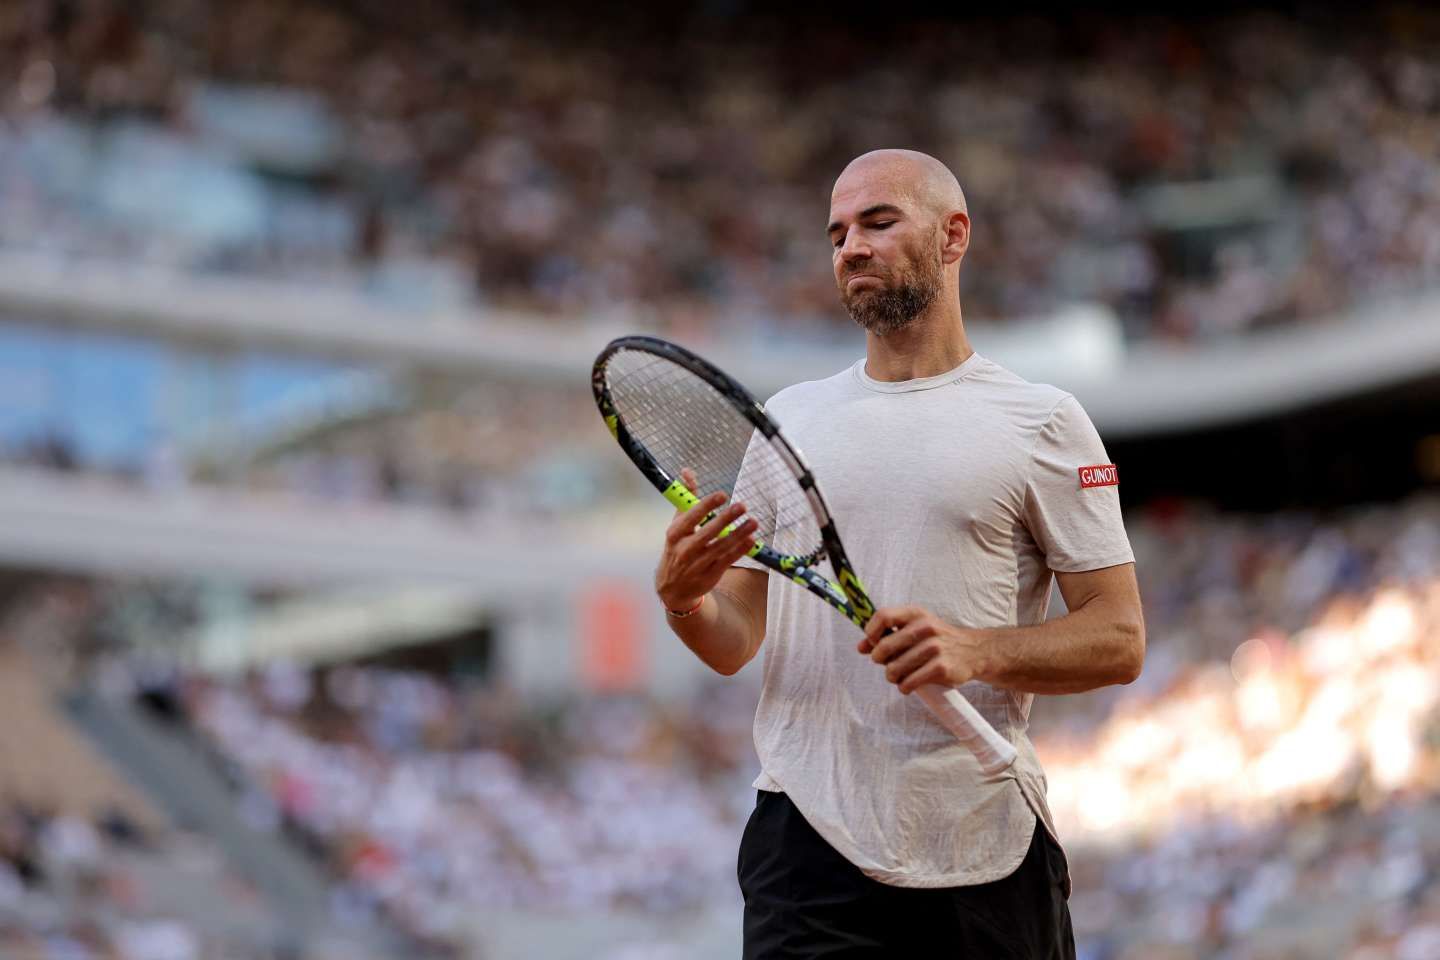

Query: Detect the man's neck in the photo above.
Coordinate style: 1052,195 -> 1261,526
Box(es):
862,309 -> 973,382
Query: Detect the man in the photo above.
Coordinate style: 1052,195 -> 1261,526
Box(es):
654,149 -> 1144,958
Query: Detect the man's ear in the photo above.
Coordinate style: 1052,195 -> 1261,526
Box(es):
941,211 -> 970,265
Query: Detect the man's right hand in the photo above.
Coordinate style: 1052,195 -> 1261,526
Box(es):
655,469 -> 759,611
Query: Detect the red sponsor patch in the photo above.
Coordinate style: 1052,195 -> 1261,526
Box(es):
1078,464 -> 1119,488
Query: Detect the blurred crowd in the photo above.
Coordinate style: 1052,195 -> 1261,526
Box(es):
0,487 -> 1433,954
2,1 -> 1440,341
0,800 -> 299,960
152,493 -> 1440,957
1054,494 -> 1440,725
1053,577 -> 1440,959
182,666 -> 756,947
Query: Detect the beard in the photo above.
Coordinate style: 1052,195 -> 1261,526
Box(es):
840,245 -> 942,336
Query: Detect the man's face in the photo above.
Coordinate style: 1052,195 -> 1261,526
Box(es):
827,184 -> 942,336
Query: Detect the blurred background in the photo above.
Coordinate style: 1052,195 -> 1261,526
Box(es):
0,0 -> 1439,957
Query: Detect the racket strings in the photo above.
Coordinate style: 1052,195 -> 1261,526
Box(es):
604,349 -> 824,563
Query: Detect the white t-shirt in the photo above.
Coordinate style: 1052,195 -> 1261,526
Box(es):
735,352 -> 1134,894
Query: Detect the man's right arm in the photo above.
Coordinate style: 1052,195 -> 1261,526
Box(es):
655,484 -> 769,676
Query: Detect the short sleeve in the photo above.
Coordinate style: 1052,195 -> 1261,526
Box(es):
1022,395 -> 1135,573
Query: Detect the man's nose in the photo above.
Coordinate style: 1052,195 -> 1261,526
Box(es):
838,231 -> 871,264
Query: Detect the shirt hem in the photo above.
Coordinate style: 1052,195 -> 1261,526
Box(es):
759,766 -> 1039,891
855,807 -> 1036,889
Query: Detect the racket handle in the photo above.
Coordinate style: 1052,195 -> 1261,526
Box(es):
915,685 -> 1019,777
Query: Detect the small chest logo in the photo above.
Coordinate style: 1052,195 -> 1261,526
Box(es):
1078,464 -> 1119,488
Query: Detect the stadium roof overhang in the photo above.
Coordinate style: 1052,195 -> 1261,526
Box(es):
0,465 -> 660,590
0,250 -> 1436,441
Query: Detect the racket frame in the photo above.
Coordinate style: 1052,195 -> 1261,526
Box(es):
592,335 -> 874,626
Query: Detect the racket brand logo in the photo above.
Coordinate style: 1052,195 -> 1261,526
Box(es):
1078,464 -> 1119,488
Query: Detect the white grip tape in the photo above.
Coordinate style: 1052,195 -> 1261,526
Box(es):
915,685 -> 1019,777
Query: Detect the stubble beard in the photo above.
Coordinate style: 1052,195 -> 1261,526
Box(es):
841,247 -> 942,337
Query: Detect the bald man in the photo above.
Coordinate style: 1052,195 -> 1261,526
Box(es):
655,150 -> 1144,958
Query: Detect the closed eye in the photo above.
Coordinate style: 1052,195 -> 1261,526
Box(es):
832,221 -> 898,248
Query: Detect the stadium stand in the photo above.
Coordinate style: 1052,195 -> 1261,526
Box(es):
1,2 -> 1439,339
0,490 -> 1426,958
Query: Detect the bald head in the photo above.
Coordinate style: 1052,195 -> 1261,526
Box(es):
832,149 -> 967,220
827,149 -> 971,337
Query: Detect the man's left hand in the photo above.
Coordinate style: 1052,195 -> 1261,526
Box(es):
858,606 -> 989,695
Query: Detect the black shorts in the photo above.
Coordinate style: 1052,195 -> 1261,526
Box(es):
738,790 -> 1075,959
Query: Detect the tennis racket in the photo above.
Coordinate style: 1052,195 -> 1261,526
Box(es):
592,335 -> 1017,776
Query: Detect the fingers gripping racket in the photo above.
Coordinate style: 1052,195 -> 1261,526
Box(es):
592,336 -> 1017,776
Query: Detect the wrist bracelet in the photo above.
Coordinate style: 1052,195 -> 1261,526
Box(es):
666,595 -> 706,618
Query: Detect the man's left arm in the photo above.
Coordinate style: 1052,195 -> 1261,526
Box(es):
858,561 -> 1145,695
